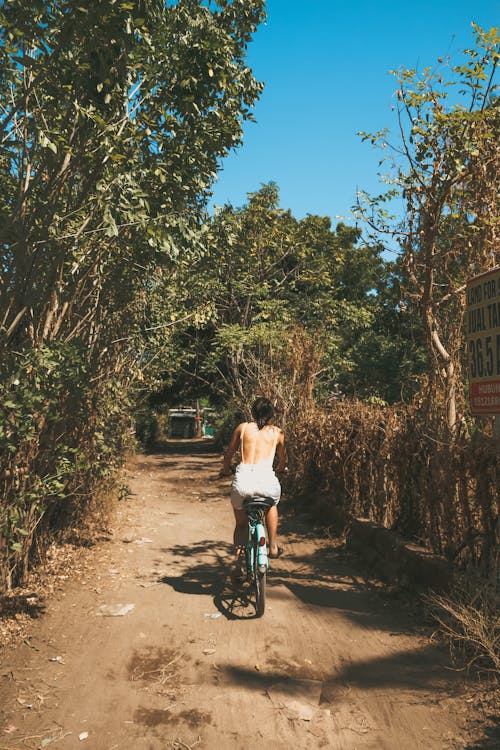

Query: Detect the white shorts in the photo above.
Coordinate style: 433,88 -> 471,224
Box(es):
230,464 -> 281,511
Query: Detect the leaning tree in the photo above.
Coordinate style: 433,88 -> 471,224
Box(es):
357,25 -> 499,431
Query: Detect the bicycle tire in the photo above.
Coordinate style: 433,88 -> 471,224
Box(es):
240,544 -> 249,584
254,537 -> 266,617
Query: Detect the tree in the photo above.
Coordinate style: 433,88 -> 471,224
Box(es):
155,183 -> 410,410
0,0 -> 265,353
0,0 -> 265,589
357,25 -> 500,429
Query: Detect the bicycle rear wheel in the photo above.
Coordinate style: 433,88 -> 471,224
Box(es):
253,538 -> 266,617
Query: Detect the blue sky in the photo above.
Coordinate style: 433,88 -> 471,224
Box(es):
210,0 -> 499,232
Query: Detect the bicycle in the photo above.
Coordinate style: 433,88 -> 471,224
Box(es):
233,495 -> 274,617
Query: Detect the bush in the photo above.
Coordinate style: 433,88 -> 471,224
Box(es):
427,573 -> 499,675
0,343 -> 134,592
286,399 -> 498,572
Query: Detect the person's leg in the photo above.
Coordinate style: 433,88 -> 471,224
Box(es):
232,508 -> 247,550
265,504 -> 279,556
231,507 -> 247,581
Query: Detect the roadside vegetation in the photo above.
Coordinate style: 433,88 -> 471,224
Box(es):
0,3 -> 497,671
0,0 -> 266,589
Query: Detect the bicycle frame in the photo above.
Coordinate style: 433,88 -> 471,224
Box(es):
245,503 -> 269,573
242,496 -> 274,616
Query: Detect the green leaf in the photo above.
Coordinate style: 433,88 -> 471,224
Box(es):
38,130 -> 57,153
104,214 -> 119,237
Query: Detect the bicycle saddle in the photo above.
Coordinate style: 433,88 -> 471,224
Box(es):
243,496 -> 275,509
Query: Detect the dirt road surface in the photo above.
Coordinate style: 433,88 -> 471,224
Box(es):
0,442 -> 477,749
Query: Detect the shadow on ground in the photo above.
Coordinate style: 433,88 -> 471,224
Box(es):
218,638 -> 463,695
464,719 -> 500,750
157,536 -> 430,635
159,538 -> 265,620
0,593 -> 46,620
146,439 -> 218,456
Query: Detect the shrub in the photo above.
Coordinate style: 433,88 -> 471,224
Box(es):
0,344 -> 133,591
427,573 -> 499,675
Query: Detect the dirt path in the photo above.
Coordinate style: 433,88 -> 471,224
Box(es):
0,442 -> 477,749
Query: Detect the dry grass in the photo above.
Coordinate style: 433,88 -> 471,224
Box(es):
426,573 -> 499,676
0,541 -> 88,652
286,400 -> 498,571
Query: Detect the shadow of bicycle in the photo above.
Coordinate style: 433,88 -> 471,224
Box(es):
160,567 -> 260,620
214,576 -> 261,620
158,538 -> 264,621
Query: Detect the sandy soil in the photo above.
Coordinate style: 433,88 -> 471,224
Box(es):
0,441 -> 493,749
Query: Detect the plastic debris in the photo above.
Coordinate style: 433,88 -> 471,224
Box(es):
204,613 -> 222,619
267,679 -> 322,721
39,735 -> 72,748
40,737 -> 59,748
202,648 -> 216,655
122,535 -> 152,544
96,603 -> 135,617
79,732 -> 89,741
2,722 -> 16,734
16,697 -> 34,709
49,656 -> 64,664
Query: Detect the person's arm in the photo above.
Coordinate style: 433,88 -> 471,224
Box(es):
275,430 -> 288,473
221,423 -> 243,476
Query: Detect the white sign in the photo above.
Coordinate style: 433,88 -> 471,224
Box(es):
466,266 -> 500,415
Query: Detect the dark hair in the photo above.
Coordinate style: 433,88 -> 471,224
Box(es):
251,397 -> 274,430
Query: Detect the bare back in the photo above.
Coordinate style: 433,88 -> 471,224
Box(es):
240,422 -> 279,466
223,419 -> 287,476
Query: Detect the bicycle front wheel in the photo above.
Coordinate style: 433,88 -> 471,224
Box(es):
254,539 -> 266,617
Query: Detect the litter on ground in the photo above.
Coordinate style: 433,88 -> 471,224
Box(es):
96,603 -> 135,617
267,679 -> 323,721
